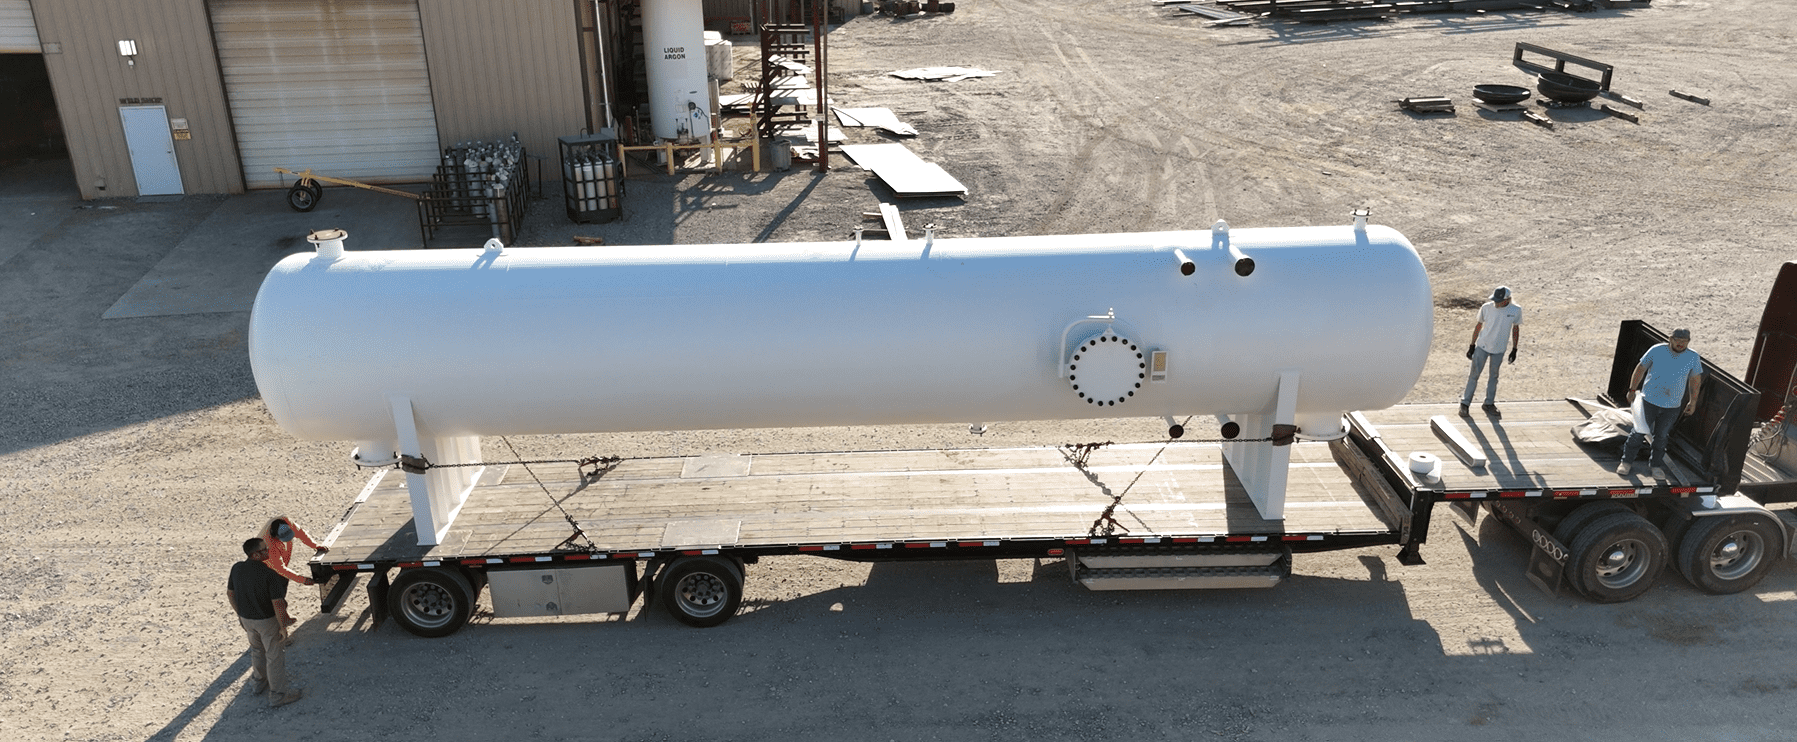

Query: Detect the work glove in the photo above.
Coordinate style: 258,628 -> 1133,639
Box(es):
1466,344 -> 1475,360
1507,347 -> 1517,364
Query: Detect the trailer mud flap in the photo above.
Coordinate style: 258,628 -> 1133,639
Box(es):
1488,501 -> 1568,596
1524,537 -> 1567,596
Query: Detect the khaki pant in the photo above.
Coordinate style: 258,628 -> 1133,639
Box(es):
239,615 -> 289,700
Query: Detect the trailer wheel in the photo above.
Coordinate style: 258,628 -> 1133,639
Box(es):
287,182 -> 320,212
1552,501 -> 1631,546
388,567 -> 475,637
1567,511 -> 1668,603
1677,515 -> 1782,595
660,556 -> 743,628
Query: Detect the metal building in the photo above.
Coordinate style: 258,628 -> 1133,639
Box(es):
5,0 -> 598,200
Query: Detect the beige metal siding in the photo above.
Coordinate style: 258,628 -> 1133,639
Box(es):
0,0 -> 40,53
212,0 -> 440,188
28,0 -> 241,198
417,0 -> 586,173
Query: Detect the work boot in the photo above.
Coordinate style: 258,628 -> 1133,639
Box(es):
1482,403 -> 1501,418
248,678 -> 268,695
1458,403 -> 1470,417
1616,461 -> 1632,476
1652,466 -> 1669,481
271,689 -> 304,708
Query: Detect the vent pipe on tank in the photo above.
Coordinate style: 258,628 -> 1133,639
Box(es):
1353,207 -> 1370,232
1211,220 -> 1254,277
308,229 -> 347,260
1172,248 -> 1195,276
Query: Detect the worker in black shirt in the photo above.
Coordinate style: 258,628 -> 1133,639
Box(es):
226,538 -> 303,707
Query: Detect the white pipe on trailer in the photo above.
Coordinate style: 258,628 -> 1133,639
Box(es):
250,218 -> 1433,542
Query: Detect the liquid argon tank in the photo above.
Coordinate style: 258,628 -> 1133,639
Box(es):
248,220 -> 1433,452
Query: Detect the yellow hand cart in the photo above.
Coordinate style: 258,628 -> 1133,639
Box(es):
274,167 -> 421,212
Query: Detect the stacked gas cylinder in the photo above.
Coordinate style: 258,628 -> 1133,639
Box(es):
564,149 -> 621,223
439,134 -> 526,217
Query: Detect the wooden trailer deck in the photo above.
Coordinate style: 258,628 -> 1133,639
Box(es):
318,439 -> 1402,564
1355,400 -> 1711,495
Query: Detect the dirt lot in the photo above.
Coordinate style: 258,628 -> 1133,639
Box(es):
4,1 -> 1797,740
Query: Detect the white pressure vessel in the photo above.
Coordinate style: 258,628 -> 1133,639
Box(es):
248,222 -> 1434,450
642,0 -> 711,141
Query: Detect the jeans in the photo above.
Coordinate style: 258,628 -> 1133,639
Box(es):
1461,347 -> 1503,405
1623,400 -> 1680,470
240,615 -> 289,699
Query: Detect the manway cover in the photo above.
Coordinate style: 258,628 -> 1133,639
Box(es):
841,143 -> 968,198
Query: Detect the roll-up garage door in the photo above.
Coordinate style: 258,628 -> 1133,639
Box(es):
211,0 -> 440,188
0,0 -> 41,53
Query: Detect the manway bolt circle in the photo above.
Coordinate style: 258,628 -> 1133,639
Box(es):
1069,330 -> 1143,406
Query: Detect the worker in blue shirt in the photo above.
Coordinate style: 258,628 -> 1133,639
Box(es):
1618,328 -> 1703,480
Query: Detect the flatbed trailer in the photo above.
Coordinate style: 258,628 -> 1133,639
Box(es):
305,320 -> 1797,636
311,436 -> 1413,634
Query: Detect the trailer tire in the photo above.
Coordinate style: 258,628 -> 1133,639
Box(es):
388,567 -> 475,638
660,556 -> 743,628
287,182 -> 320,212
1677,514 -> 1782,595
1567,511 -> 1667,603
1552,501 -> 1631,546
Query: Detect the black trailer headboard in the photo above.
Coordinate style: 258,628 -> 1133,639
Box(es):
1606,320 -> 1760,493
1745,261 -> 1797,422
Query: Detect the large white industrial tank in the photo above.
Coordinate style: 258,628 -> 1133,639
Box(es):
641,0 -> 711,141
249,221 -> 1433,450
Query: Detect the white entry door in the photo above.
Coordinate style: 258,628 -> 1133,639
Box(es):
119,105 -> 184,196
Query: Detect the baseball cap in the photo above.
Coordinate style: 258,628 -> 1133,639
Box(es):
1671,328 -> 1691,339
274,522 -> 294,542
1490,286 -> 1511,302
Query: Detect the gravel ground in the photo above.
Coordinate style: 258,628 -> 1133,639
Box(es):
5,1 -> 1797,740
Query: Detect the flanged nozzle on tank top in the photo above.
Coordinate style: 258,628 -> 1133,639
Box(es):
308,229 -> 347,260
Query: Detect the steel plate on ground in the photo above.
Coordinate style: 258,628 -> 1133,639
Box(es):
841,143 -> 969,198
